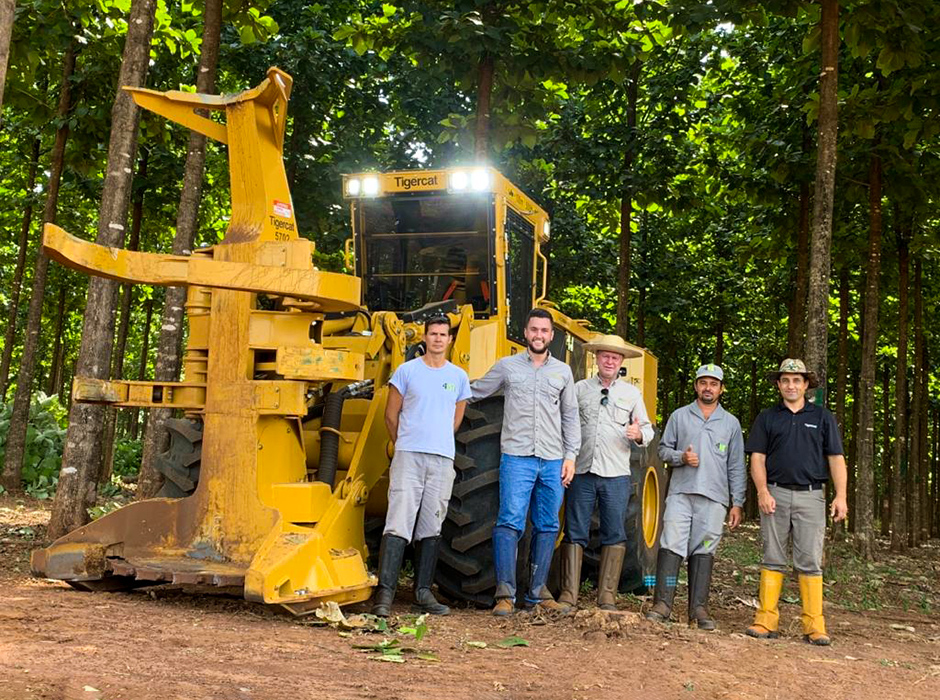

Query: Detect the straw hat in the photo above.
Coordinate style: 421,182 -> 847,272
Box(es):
766,358 -> 819,388
584,334 -> 643,359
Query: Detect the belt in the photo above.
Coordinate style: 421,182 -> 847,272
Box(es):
769,482 -> 826,492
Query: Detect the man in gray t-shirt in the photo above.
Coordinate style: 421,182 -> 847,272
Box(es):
646,364 -> 745,630
370,316 -> 471,618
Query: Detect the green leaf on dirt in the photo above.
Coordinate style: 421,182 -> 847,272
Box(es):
782,595 -> 799,604
372,654 -> 406,663
417,652 -> 440,662
466,641 -> 487,648
353,639 -> 401,651
496,636 -> 530,648
398,613 -> 429,641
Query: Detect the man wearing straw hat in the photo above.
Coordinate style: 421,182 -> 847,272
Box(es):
556,334 -> 653,611
646,363 -> 746,630
744,359 -> 847,645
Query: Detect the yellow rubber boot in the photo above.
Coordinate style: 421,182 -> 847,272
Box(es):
799,574 -> 830,646
746,569 -> 784,639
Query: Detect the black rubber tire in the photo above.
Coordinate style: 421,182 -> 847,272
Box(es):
436,397 -> 526,607
153,418 -> 203,498
581,433 -> 668,594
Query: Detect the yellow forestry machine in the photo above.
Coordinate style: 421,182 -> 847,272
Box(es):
31,68 -> 665,613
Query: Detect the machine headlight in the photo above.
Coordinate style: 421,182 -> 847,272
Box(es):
362,176 -> 380,196
449,171 -> 469,191
543,221 -> 551,239
345,178 -> 361,196
470,168 -> 491,191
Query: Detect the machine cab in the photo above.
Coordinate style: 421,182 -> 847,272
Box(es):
343,168 -> 556,352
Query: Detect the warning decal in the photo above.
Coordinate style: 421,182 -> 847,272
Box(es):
273,200 -> 293,218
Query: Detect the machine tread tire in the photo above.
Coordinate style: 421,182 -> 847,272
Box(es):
436,397 -> 508,607
153,418 -> 204,498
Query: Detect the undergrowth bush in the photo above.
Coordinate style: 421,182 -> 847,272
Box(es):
0,393 -> 142,499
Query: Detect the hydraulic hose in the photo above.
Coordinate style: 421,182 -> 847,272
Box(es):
317,389 -> 346,489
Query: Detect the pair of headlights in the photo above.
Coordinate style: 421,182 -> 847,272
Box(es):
344,168 -> 492,197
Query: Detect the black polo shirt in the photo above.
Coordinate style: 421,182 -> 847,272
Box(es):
745,401 -> 843,486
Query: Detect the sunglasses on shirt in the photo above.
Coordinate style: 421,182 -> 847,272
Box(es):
600,389 -> 634,425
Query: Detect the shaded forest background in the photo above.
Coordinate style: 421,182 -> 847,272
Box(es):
0,0 -> 936,556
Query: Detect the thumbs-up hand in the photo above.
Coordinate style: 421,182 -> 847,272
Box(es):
682,445 -> 699,467
626,417 -> 642,443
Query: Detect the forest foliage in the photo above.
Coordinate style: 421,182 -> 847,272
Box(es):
0,0 -> 937,546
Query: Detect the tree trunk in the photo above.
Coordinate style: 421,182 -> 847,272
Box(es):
832,266 -> 849,533
714,316 -> 724,365
100,151 -> 147,483
890,217 -> 910,552
908,256 -> 923,547
848,368 -> 859,532
802,0 -> 840,395
881,358 -> 891,537
0,0 -> 15,120
919,343 -> 929,541
636,211 -> 648,347
933,407 -> 940,537
745,357 -> 759,520
48,0 -> 156,539
0,137 -> 41,400
854,151 -> 881,559
45,283 -> 67,396
137,0 -> 221,498
0,45 -> 76,492
128,295 -> 153,441
615,59 -> 642,338
473,52 -> 494,161
834,267 -> 849,431
787,178 -> 811,357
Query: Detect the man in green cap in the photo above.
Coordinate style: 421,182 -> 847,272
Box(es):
647,363 -> 745,629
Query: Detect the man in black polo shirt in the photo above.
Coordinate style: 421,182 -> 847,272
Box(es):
744,359 -> 848,645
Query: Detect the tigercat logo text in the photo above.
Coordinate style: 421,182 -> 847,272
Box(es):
394,175 -> 439,190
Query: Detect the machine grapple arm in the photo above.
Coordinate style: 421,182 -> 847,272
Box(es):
31,69 -> 388,615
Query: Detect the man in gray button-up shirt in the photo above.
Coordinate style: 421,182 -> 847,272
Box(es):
557,334 -> 653,612
646,364 -> 745,631
471,308 -> 580,616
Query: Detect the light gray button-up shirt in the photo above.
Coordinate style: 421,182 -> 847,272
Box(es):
658,401 -> 746,507
470,351 -> 581,461
575,376 -> 654,477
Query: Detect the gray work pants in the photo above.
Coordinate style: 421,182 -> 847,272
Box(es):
659,492 -> 727,558
383,450 -> 456,542
760,483 -> 826,576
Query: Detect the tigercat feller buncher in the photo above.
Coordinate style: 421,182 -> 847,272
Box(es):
31,68 -> 666,613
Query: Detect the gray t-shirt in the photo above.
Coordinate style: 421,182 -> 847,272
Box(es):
390,358 -> 471,459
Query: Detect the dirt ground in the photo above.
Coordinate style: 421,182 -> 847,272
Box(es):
1,495 -> 938,700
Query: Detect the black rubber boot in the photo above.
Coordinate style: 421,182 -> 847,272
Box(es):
688,553 -> 716,630
371,534 -> 407,617
645,548 -> 683,622
413,536 -> 450,615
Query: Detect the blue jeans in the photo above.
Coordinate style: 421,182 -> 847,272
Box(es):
493,455 -> 564,605
563,472 -> 632,548
497,454 -> 564,532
